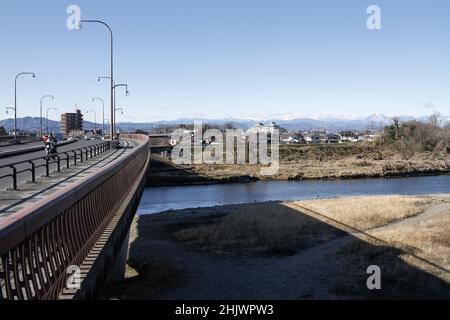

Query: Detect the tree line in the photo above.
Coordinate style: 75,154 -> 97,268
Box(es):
381,112 -> 450,159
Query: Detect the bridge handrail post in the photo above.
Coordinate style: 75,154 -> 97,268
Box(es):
10,165 -> 17,190
57,156 -> 61,172
72,150 -> 77,165
29,161 -> 36,183
64,152 -> 70,169
45,157 -> 50,177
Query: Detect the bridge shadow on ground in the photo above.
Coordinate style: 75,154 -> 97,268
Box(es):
102,199 -> 450,300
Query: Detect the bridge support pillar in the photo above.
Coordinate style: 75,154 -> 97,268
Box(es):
108,229 -> 131,284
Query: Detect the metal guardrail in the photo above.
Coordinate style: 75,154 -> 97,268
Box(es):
0,136 -> 40,147
0,134 -> 149,300
0,142 -> 111,190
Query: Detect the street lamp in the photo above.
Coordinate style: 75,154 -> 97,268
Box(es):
102,119 -> 110,139
112,84 -> 129,135
14,72 -> 36,139
46,107 -> 57,135
98,77 -> 130,136
78,19 -> 114,140
92,97 -> 105,136
113,83 -> 129,96
40,95 -> 54,138
6,107 -> 15,135
87,109 -> 97,134
114,108 -> 124,135
98,77 -> 115,137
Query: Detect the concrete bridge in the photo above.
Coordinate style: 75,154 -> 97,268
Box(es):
0,134 -> 150,300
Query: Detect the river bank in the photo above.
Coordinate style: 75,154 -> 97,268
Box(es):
147,144 -> 450,187
103,194 -> 450,300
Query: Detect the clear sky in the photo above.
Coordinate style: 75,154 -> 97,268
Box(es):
0,0 -> 449,122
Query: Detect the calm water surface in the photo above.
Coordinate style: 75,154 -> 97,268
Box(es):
137,175 -> 450,215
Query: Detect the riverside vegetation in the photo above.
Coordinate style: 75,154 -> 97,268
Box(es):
148,120 -> 450,186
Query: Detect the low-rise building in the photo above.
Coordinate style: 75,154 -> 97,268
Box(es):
305,133 -> 322,144
281,132 -> 305,144
323,133 -> 341,144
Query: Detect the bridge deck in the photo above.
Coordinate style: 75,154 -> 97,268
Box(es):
0,140 -> 138,221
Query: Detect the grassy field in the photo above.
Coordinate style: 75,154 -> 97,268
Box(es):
172,202 -> 345,256
293,196 -> 433,230
171,196 -> 436,256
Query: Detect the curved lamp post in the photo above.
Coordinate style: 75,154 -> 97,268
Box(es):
86,109 -> 97,134
98,77 -> 115,137
78,20 -> 114,140
98,77 -> 129,136
46,107 -> 57,134
115,107 -> 124,116
112,84 -> 129,135
92,97 -> 105,136
40,95 -> 54,138
14,72 -> 36,139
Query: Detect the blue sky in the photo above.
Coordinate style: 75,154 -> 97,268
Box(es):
0,0 -> 449,122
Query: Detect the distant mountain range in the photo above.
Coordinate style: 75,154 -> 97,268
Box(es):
0,117 -> 99,134
114,114 -> 449,132
0,114 -> 448,134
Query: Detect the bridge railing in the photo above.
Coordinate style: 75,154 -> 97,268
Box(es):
0,136 -> 40,147
0,141 -> 111,190
0,134 -> 150,300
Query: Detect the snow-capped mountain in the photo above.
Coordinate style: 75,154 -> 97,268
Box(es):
1,114 -> 447,133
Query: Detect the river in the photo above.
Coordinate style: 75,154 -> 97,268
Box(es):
137,175 -> 450,215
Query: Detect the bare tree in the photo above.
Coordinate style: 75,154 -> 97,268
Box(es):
391,116 -> 401,140
429,111 -> 441,127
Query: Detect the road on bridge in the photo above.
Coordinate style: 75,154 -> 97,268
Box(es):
0,141 -> 43,153
0,139 -> 101,190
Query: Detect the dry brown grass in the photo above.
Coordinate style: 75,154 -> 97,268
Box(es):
171,196 -> 435,257
371,210 -> 450,281
172,203 -> 345,256
330,208 -> 450,298
295,196 -> 433,230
